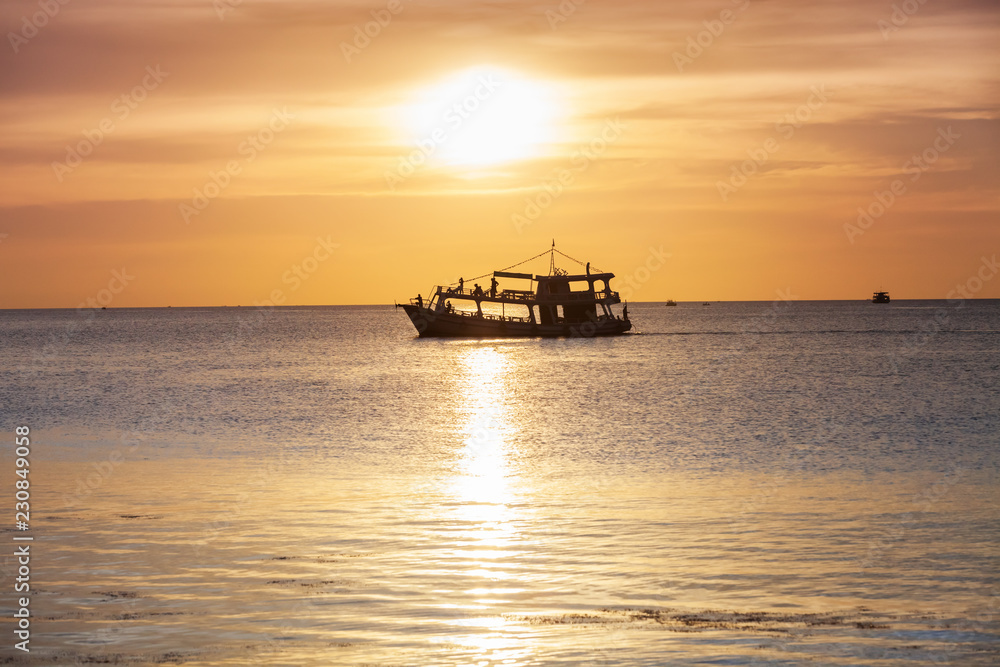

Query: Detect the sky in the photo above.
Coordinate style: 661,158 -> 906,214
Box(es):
0,0 -> 998,307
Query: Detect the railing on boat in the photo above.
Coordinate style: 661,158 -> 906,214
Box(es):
421,307 -> 623,325
449,310 -> 531,323
435,286 -> 619,302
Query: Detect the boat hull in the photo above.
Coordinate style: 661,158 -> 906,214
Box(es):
399,305 -> 631,338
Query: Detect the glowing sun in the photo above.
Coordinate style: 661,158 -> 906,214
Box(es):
403,66 -> 559,168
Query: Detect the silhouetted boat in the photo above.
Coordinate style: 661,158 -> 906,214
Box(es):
872,290 -> 891,303
665,299 -> 677,307
702,302 -> 711,306
396,244 -> 632,338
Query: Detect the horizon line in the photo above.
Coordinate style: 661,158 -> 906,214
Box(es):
3,298 -> 1000,311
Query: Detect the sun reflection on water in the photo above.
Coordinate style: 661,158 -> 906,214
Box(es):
453,345 -> 514,510
446,345 -> 525,661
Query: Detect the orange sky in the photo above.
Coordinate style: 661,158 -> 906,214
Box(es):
1,0 -> 998,307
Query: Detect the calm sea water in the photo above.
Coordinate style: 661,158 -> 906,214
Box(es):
1,301 -> 998,665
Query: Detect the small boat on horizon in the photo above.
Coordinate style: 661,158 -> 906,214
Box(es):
396,244 -> 632,338
665,299 -> 677,307
872,290 -> 891,303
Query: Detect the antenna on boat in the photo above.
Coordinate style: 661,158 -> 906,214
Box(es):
549,239 -> 556,276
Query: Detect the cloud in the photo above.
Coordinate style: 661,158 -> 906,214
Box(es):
0,0 -> 997,303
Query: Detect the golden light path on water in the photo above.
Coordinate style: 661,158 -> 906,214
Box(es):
11,304 -> 1000,665
444,345 -> 523,660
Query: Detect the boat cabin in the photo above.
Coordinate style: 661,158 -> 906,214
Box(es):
421,269 -> 623,326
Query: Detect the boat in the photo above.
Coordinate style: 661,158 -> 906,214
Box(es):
665,299 -> 677,307
396,244 -> 632,338
872,290 -> 891,303
702,302 -> 711,306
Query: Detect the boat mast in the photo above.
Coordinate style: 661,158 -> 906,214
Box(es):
548,239 -> 556,276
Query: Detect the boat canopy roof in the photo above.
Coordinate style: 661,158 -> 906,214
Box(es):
492,270 -> 616,282
535,272 -> 615,282
444,243 -> 620,289
411,243 -> 625,309
493,270 -> 533,280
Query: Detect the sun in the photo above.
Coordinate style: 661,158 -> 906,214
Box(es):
402,66 -> 559,168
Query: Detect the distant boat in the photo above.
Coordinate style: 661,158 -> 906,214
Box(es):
872,290 -> 891,303
396,244 -> 632,338
665,299 -> 677,307
702,302 -> 711,306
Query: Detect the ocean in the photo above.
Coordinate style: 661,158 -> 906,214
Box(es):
0,300 -> 998,665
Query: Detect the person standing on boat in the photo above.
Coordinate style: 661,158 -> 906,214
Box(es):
490,276 -> 498,298
622,303 -> 628,320
458,277 -> 464,293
